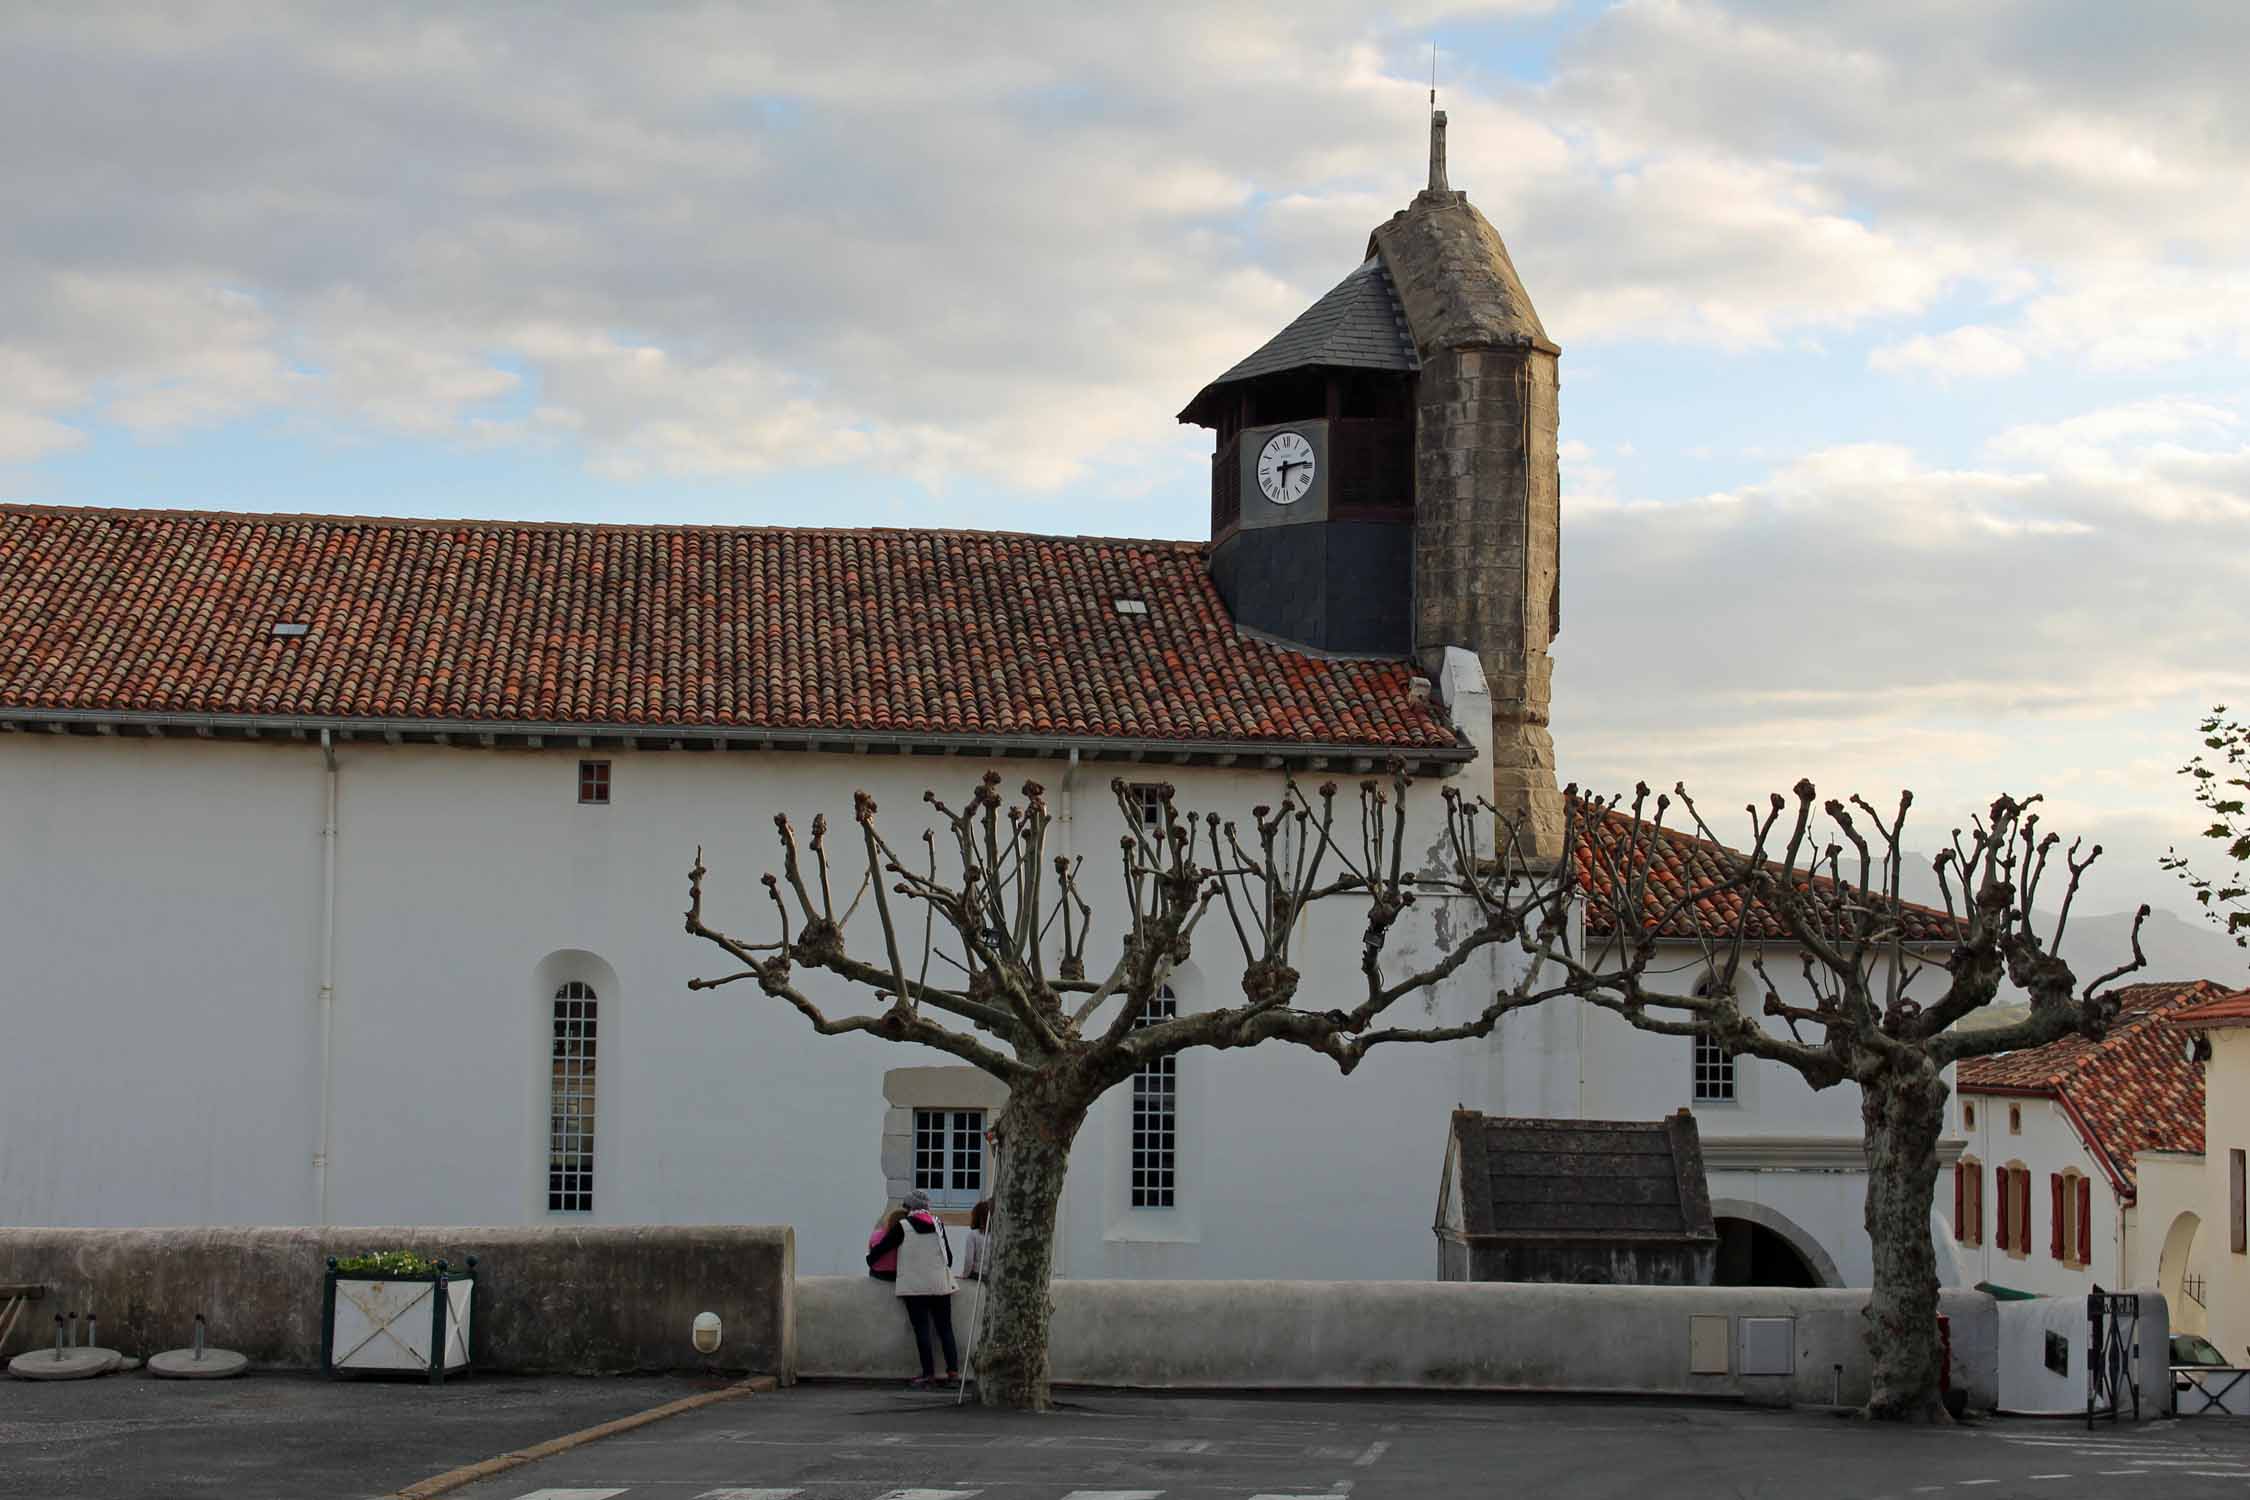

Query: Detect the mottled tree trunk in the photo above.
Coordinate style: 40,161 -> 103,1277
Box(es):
1860,1062 -> 1952,1422
971,1079 -> 1088,1410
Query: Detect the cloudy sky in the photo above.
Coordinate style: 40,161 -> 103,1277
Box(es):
4,1 -> 2244,941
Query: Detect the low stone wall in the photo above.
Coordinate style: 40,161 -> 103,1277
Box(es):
0,1226 -> 795,1377
801,1275 -> 2002,1409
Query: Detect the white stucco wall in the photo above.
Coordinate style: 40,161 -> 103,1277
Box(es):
0,736 -> 1511,1280
0,732 -> 1922,1288
2133,1151 -> 2213,1339
1951,1091 -> 2120,1296
2132,1028 -> 2250,1364
1995,1289 -> 2172,1417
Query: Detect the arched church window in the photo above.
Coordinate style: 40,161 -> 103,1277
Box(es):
549,980 -> 598,1213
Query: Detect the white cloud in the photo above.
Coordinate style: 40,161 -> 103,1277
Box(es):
1869,325 -> 2027,382
15,0 -> 2222,491
1555,394 -> 2250,915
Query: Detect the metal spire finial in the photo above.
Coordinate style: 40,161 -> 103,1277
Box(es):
1427,44 -> 1448,193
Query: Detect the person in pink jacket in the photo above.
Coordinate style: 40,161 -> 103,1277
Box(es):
865,1188 -> 959,1386
865,1205 -> 907,1281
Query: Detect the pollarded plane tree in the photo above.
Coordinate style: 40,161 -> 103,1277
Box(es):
1556,780 -> 2149,1422
684,768 -> 1590,1410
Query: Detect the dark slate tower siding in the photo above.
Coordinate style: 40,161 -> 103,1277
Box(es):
1206,519 -> 1415,656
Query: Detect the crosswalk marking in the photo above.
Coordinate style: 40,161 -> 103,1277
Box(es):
1058,1492 -> 1164,1499
872,1491 -> 983,1500
695,1491 -> 805,1499
511,1491 -> 628,1500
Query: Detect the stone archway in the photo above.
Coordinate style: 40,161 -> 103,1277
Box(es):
2161,1210 -> 2206,1336
1708,1197 -> 1843,1288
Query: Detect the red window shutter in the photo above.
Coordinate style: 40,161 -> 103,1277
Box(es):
1955,1165 -> 1966,1238
2078,1175 -> 2093,1265
1995,1168 -> 2011,1250
1972,1167 -> 1983,1246
2017,1169 -> 2033,1255
2051,1174 -> 2065,1260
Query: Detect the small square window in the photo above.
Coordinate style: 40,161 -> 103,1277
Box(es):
1127,783 -> 1165,830
2009,1104 -> 2022,1135
1693,1033 -> 1736,1102
579,760 -> 611,805
1964,1102 -> 1977,1130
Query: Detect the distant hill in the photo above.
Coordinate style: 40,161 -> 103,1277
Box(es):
1945,907 -> 2243,1040
1874,855 -> 2243,1044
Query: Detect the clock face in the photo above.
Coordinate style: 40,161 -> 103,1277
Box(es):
1256,430 -> 1316,506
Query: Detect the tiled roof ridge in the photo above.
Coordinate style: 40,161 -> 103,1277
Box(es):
1962,979 -> 2230,1092
0,504 -> 1461,750
1569,793 -> 1959,933
0,501 -> 1207,553
2169,985 -> 2250,1025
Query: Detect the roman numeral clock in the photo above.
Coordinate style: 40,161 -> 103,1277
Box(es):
1255,428 -> 1318,507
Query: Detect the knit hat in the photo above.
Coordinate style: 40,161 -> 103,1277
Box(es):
902,1188 -> 931,1212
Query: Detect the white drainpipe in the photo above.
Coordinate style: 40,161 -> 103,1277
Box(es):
313,729 -> 339,1225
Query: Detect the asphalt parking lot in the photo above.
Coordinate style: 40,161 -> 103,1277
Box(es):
435,1384 -> 2250,1500
8,1375 -> 2250,1500
0,1369 -> 725,1500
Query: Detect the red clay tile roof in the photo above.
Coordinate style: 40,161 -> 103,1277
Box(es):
0,505 -> 1463,751
1572,801 -> 1962,942
2173,989 -> 2250,1029
1959,979 -> 2226,1192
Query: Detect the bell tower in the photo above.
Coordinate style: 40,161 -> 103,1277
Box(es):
1179,111 -> 1564,857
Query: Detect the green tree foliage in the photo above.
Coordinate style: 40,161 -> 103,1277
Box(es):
2163,706 -> 2250,946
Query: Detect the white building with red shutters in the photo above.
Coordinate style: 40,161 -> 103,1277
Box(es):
1953,980 -> 2220,1297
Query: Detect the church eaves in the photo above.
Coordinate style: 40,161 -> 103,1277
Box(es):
0,504 -> 1470,767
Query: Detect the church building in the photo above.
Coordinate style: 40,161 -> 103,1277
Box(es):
0,120 -> 1961,1288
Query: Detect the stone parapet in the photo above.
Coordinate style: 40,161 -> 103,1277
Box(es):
798,1274 -> 2011,1409
0,1224 -> 796,1377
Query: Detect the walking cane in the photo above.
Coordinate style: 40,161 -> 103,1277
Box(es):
957,1139 -> 1007,1405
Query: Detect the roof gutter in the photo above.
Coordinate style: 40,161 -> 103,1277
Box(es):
0,706 -> 1475,775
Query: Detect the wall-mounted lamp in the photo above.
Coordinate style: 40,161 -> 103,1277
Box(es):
692,1311 -> 722,1355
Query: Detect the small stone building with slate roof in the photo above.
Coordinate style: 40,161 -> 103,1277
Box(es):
1436,1112 -> 1717,1285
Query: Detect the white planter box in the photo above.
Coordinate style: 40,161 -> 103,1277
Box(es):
322,1259 -> 475,1381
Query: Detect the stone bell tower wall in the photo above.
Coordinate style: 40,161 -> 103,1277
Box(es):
1372,180 -> 1565,862
1412,343 -> 1563,859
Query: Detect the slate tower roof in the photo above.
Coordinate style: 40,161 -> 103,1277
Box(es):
1176,258 -> 1417,423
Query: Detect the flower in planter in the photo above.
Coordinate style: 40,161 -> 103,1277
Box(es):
333,1250 -> 441,1277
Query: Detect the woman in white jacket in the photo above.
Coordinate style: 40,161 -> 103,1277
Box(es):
869,1187 -> 960,1387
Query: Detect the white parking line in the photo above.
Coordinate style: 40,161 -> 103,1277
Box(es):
696,1490 -> 806,1499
